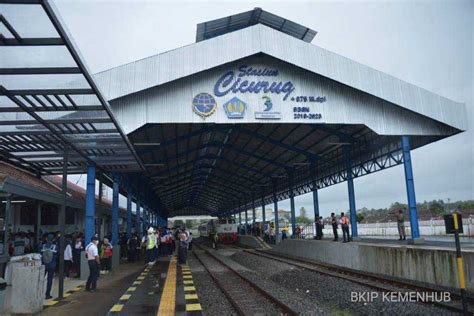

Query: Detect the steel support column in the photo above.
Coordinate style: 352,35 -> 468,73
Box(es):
273,186 -> 279,239
58,146 -> 68,299
111,175 -> 119,246
252,200 -> 256,224
402,136 -> 420,239
347,159 -> 358,238
85,165 -> 96,245
126,192 -> 132,240
273,198 -> 279,237
238,211 -> 241,224
3,196 -> 11,259
261,194 -> 266,223
312,188 -> 319,220
311,162 -> 320,220
136,200 -> 141,238
35,201 -> 42,246
245,208 -> 248,225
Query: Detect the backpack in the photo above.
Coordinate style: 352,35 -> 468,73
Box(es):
42,245 -> 54,264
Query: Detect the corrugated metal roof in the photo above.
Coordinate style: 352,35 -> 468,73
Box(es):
196,8 -> 317,43
94,24 -> 467,132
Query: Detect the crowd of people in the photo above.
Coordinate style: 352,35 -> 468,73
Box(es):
5,224 -> 193,299
236,209 -> 408,243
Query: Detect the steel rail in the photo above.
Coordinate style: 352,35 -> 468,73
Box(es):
193,243 -> 298,316
245,249 -> 474,315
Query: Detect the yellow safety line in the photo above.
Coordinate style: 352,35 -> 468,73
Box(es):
44,300 -> 58,307
120,294 -> 131,300
110,304 -> 124,312
157,257 -> 177,316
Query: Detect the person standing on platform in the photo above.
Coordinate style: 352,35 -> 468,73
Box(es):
85,236 -> 100,292
127,234 -> 139,262
41,234 -> 57,299
100,238 -> 113,273
154,228 -> 160,259
397,209 -> 407,241
340,212 -> 350,243
64,237 -> 73,278
315,217 -> 324,240
146,227 -> 157,265
331,213 -> 339,241
178,228 -> 189,265
74,234 -> 83,278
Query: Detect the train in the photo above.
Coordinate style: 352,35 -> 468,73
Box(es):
198,217 -> 238,243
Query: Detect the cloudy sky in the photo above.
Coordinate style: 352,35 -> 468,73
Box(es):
55,0 -> 473,218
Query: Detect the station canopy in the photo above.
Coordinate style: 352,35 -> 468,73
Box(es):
1,3 -> 468,218
0,1 -> 143,176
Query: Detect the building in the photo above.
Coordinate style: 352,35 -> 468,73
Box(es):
0,3 -> 469,299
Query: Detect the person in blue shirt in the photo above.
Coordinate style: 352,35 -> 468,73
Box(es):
41,234 -> 58,299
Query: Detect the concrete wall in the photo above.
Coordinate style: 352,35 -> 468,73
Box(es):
271,239 -> 474,292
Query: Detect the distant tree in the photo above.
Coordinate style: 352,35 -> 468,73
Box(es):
282,213 -> 291,222
356,213 -> 365,223
299,207 -> 307,218
430,201 -> 445,215
296,215 -> 312,225
185,219 -> 194,229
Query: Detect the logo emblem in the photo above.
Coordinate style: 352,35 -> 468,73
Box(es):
262,96 -> 273,111
255,95 -> 281,120
223,97 -> 247,119
192,93 -> 217,118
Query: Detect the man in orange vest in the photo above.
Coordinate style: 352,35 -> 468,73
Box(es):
339,212 -> 351,243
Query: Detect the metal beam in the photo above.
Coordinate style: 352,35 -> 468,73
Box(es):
0,67 -> 81,75
402,136 -> 420,239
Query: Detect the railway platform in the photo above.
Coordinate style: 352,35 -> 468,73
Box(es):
39,255 -> 202,316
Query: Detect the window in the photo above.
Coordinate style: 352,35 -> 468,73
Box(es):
66,208 -> 75,225
41,205 -> 58,225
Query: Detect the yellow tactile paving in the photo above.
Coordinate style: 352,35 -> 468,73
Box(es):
182,275 -> 193,279
185,294 -> 198,300
44,300 -> 58,307
120,294 -> 131,300
182,271 -> 192,275
127,286 -> 137,292
157,257 -> 177,316
184,286 -> 196,291
133,281 -> 142,285
110,304 -> 124,312
183,280 -> 193,285
186,303 -> 202,311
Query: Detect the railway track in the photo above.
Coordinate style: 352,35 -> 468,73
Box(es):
193,243 -> 298,316
244,249 -> 473,315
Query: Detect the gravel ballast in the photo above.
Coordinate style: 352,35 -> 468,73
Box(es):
230,251 -> 456,315
188,250 -> 237,316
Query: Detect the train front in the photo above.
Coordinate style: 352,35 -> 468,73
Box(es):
216,218 -> 238,243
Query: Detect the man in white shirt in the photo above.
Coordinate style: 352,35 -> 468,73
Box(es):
64,239 -> 73,278
85,236 -> 100,292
